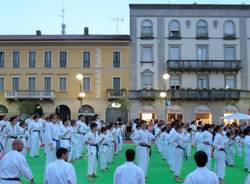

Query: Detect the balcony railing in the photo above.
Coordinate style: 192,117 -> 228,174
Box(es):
167,89 -> 241,101
129,89 -> 162,100
106,89 -> 127,99
5,90 -> 55,99
167,60 -> 241,72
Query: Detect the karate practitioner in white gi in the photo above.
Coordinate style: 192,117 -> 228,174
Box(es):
44,147 -> 76,184
114,149 -> 145,184
213,125 -> 226,184
0,139 -> 34,184
84,123 -> 99,182
133,120 -> 155,177
244,128 -> 250,172
184,151 -> 219,184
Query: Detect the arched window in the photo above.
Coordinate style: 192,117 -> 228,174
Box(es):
196,20 -> 208,38
224,20 -> 235,37
169,20 -> 181,38
141,20 -> 153,38
141,69 -> 153,89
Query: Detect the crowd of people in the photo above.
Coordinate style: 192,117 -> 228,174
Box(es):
130,119 -> 250,184
1,112 -> 250,184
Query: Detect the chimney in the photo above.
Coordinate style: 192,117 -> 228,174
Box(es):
36,30 -> 42,36
84,27 -> 89,36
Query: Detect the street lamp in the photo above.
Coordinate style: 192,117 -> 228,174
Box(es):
76,73 -> 84,81
111,102 -> 121,108
76,73 -> 85,113
162,73 -> 170,80
160,91 -> 167,98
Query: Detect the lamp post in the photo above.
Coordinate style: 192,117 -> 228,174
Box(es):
161,73 -> 170,121
76,73 -> 85,113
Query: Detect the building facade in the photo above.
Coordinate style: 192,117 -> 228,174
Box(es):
130,4 -> 250,123
0,31 -> 130,121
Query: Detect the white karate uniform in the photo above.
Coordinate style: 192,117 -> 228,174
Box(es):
244,135 -> 250,172
168,128 -> 177,171
0,120 -> 10,152
16,126 -> 28,157
133,129 -> 154,176
183,167 -> 219,184
194,131 -> 202,151
184,132 -> 192,157
29,120 -> 42,157
44,122 -> 56,167
235,135 -> 243,157
84,131 -> 98,175
106,129 -> 114,163
58,125 -> 71,151
113,162 -> 145,184
213,133 -> 226,180
171,131 -> 184,176
201,130 -> 213,169
99,133 -> 109,170
44,159 -> 76,184
2,124 -> 18,153
225,137 -> 235,166
245,174 -> 250,184
0,150 -> 33,184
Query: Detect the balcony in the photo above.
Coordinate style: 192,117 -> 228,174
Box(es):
106,89 -> 127,99
5,90 -> 55,100
129,89 -> 161,100
169,31 -> 181,40
167,89 -> 241,101
196,33 -> 209,39
223,33 -> 237,40
166,60 -> 241,72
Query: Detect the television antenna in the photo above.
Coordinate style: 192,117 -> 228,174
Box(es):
58,6 -> 66,35
112,17 -> 124,34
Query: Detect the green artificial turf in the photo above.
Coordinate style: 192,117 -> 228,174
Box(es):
22,145 -> 248,184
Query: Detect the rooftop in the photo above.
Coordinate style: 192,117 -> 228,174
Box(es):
129,4 -> 250,10
0,34 -> 130,42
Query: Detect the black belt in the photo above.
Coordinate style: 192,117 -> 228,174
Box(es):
1,177 -> 20,181
33,130 -> 40,132
9,136 -> 17,139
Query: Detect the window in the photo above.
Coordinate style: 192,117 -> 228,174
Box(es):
141,20 -> 153,37
113,77 -> 121,96
83,77 -> 91,91
59,51 -> 67,68
44,51 -> 52,68
142,46 -> 153,62
59,77 -> 67,92
224,21 -> 235,37
28,77 -> 36,91
0,52 -> 4,68
169,46 -> 180,60
170,75 -> 181,89
141,70 -> 153,89
12,77 -> 20,91
225,75 -> 236,89
197,46 -> 208,60
169,20 -> 181,38
44,77 -> 52,91
28,51 -> 36,68
113,52 -> 120,68
0,77 -> 4,91
13,51 -> 20,68
196,20 -> 208,38
224,46 -> 236,60
197,75 -> 209,89
83,52 -> 90,68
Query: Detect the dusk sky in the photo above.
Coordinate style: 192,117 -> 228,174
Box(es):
1,0 -> 250,35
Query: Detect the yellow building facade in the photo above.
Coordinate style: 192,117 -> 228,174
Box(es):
0,34 -> 130,121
